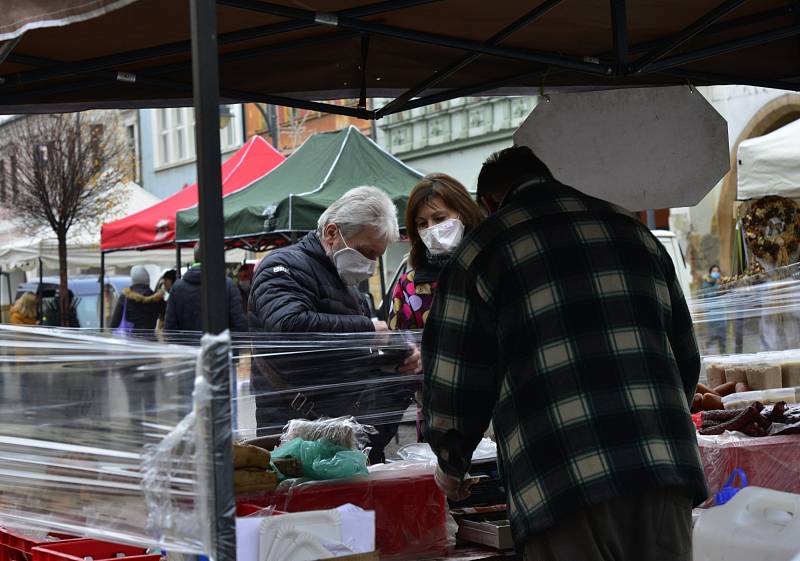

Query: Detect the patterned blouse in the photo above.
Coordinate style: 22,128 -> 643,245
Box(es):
388,268 -> 438,330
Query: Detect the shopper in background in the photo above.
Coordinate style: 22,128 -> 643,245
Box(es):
160,269 -> 177,295
10,292 -> 38,325
110,266 -> 165,331
423,146 -> 707,561
388,174 -> 483,330
237,264 -> 253,315
164,244 -> 247,333
702,264 -> 727,354
154,269 -> 177,332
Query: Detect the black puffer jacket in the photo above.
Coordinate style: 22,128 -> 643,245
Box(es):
164,266 -> 248,332
110,284 -> 165,330
248,232 -> 374,333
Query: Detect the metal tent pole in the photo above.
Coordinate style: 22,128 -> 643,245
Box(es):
99,251 -> 105,328
176,243 -> 183,278
190,3 -> 235,561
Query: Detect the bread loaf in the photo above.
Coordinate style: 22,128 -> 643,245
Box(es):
724,367 -> 748,384
781,360 -> 800,388
233,443 -> 272,470
706,363 -> 726,388
745,364 -> 782,390
234,468 -> 278,495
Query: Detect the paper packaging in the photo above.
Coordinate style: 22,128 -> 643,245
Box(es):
237,504 -> 375,561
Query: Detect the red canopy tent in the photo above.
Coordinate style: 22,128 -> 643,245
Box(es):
101,135 -> 284,251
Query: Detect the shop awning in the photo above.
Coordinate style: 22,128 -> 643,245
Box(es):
101,135 -> 284,251
0,1 -> 797,117
174,126 -> 422,245
737,118 -> 800,200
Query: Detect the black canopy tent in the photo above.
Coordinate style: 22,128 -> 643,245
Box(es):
1,2 -> 799,561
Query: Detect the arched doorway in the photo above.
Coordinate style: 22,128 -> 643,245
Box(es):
717,94 -> 800,273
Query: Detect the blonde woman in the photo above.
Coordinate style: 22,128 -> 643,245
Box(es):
10,292 -> 38,325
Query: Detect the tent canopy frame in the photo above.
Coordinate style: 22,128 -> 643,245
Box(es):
0,1 -> 798,119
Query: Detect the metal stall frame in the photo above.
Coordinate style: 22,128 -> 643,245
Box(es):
2,2 -> 800,561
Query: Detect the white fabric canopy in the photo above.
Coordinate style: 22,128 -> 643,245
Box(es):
737,118 -> 800,200
0,181 -> 245,271
0,182 -> 184,271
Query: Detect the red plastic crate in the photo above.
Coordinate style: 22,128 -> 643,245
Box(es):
0,529 -> 77,561
32,540 -> 160,561
1,544 -> 28,561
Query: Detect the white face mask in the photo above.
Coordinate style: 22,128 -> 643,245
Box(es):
332,229 -> 377,286
419,218 -> 465,255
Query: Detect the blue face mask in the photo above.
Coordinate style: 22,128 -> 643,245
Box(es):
710,271 -> 721,280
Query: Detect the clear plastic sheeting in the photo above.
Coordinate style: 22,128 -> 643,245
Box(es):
689,263 -> 800,356
234,332 -> 423,451
0,325 -> 214,554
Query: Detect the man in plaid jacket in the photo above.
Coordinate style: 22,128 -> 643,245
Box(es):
422,147 -> 707,561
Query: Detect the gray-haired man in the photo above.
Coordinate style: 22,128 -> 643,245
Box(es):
249,186 -> 421,461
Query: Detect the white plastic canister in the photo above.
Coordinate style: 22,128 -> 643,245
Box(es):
694,487 -> 800,561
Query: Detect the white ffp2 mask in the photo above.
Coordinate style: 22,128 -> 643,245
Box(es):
419,218 -> 465,255
332,230 -> 377,286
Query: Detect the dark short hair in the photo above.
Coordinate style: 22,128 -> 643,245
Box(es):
709,264 -> 720,274
163,269 -> 177,283
477,145 -> 552,203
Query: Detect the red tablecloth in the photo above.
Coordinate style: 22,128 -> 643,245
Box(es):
699,433 -> 800,506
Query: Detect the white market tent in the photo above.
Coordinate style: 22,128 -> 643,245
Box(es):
737,118 -> 800,200
0,182 -> 192,272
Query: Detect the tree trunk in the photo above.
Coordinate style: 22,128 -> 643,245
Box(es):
57,232 -> 69,327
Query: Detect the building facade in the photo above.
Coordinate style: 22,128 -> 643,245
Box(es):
376,96 -> 537,191
137,104 -> 245,199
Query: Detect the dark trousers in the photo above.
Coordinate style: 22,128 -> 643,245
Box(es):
523,488 -> 693,561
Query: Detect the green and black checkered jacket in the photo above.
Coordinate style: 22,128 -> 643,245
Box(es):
422,180 -> 708,548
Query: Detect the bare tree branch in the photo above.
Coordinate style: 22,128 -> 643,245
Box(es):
3,112 -> 131,325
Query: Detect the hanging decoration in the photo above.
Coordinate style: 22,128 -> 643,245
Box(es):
740,196 -> 800,268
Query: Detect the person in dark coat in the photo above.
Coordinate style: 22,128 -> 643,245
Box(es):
110,266 -> 165,331
248,186 -> 421,462
163,244 -> 248,333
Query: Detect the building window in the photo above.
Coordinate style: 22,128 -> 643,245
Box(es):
220,104 -> 243,151
154,105 -> 243,169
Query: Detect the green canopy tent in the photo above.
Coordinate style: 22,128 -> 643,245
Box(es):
175,125 -> 423,248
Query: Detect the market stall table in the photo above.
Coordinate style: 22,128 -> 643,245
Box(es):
699,433 -> 800,503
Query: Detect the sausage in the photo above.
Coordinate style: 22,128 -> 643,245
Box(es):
699,406 -> 760,435
735,382 -> 751,394
713,382 -> 738,397
691,393 -> 703,413
702,393 -> 725,411
696,383 -> 718,396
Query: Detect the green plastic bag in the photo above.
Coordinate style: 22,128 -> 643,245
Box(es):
271,438 -> 368,480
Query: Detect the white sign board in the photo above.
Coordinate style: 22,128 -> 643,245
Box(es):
513,86 -> 730,211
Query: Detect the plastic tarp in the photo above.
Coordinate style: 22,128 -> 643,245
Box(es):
737,118 -> 800,200
0,325 -> 220,554
102,135 -> 285,251
689,262 -> 800,356
175,126 -> 422,243
0,182 -> 187,271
